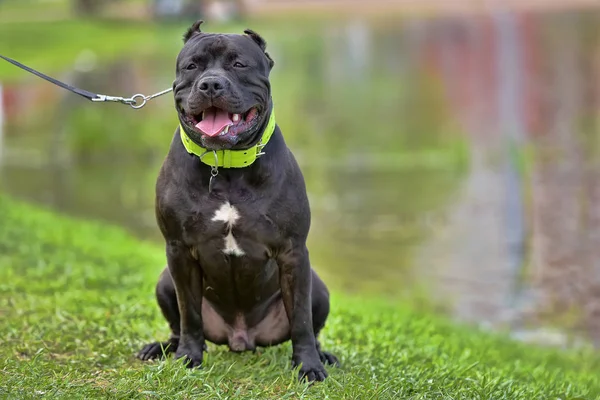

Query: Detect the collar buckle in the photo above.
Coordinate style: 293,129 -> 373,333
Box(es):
257,143 -> 267,157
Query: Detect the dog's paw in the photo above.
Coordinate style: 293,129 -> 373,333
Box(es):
176,353 -> 203,368
316,341 -> 340,366
137,340 -> 177,361
319,350 -> 340,367
175,342 -> 205,369
292,355 -> 328,382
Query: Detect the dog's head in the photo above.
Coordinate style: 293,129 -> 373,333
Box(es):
174,20 -> 275,150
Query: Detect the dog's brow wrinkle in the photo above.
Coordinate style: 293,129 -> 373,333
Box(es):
206,37 -> 228,57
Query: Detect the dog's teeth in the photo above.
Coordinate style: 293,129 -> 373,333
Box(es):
233,114 -> 240,122
223,125 -> 230,135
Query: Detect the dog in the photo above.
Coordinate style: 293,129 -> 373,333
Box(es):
137,20 -> 338,382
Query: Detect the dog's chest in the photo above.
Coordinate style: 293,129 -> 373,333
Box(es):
184,199 -> 278,261
209,201 -> 245,256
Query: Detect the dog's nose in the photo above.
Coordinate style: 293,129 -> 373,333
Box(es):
198,76 -> 226,97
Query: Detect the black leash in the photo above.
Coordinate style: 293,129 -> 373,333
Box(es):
0,54 -> 172,109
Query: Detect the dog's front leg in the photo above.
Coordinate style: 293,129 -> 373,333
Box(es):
278,245 -> 327,382
167,241 -> 205,368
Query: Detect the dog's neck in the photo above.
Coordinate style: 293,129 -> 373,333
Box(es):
179,107 -> 276,169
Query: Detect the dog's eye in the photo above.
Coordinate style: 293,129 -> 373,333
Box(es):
233,62 -> 247,68
186,63 -> 197,70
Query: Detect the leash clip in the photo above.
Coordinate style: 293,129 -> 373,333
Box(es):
91,94 -> 138,106
92,88 -> 172,109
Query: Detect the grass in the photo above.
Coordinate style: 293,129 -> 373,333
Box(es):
0,9 -> 310,83
1,195 -> 600,399
0,19 -> 174,81
0,15 -> 248,83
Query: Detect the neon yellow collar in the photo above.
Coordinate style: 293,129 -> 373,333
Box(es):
179,108 -> 276,168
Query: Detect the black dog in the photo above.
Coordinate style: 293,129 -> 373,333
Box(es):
137,20 -> 337,382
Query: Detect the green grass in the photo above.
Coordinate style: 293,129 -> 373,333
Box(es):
0,17 -> 247,83
0,19 -> 172,81
0,13 -> 305,83
1,195 -> 600,399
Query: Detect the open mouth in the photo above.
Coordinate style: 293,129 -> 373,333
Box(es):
181,106 -> 260,138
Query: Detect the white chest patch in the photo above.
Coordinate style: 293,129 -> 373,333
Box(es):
211,202 -> 245,256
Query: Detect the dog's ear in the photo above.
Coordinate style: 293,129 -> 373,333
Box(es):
244,29 -> 275,70
183,20 -> 204,43
243,29 -> 267,50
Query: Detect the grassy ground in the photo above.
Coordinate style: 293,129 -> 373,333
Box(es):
1,195 -> 600,399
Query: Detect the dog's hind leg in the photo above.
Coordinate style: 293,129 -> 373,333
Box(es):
311,269 -> 339,366
137,267 -> 181,361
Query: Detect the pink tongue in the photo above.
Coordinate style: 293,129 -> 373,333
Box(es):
196,108 -> 232,137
